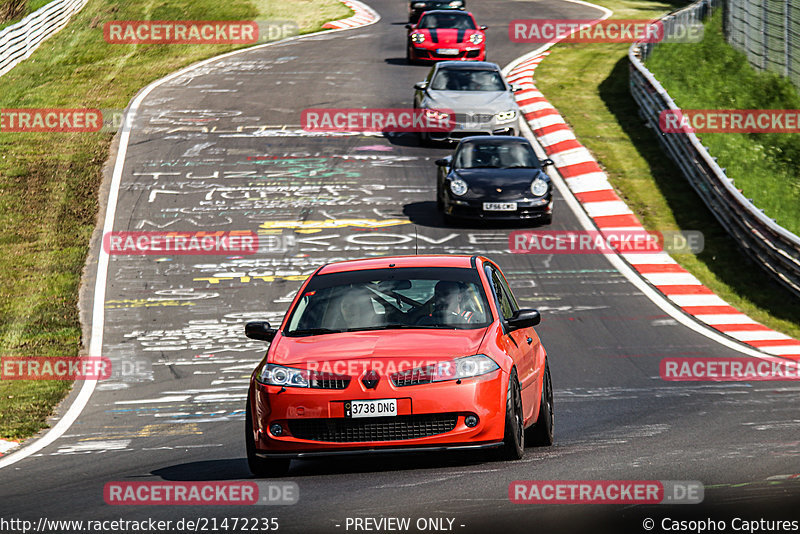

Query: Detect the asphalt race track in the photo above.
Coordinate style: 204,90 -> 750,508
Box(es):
1,1 -> 799,533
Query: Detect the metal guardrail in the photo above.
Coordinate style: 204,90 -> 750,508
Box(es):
629,0 -> 800,299
0,0 -> 89,78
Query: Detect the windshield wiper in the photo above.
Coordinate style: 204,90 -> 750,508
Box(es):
347,324 -> 440,331
504,165 -> 536,169
287,328 -> 343,337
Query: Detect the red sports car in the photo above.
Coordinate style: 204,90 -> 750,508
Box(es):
406,10 -> 487,63
244,255 -> 553,476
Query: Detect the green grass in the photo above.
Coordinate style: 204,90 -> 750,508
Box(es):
0,0 -> 350,441
646,13 -> 800,236
534,0 -> 800,340
0,0 -> 52,30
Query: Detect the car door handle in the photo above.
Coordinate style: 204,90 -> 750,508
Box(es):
526,337 -> 533,345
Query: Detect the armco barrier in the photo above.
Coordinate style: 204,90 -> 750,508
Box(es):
629,0 -> 800,300
0,0 -> 89,78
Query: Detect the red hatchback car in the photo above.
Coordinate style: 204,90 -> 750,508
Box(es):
244,255 -> 553,476
406,10 -> 487,63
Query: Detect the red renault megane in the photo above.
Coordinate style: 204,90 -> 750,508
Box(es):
406,10 -> 487,63
244,255 -> 553,476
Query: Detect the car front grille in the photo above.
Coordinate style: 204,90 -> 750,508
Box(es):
287,414 -> 458,442
391,365 -> 436,387
309,373 -> 350,390
455,113 -> 494,124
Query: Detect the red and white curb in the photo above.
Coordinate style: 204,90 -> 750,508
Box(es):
508,53 -> 800,362
323,0 -> 379,30
0,439 -> 19,456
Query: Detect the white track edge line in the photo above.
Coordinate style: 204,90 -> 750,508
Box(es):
0,0 -> 380,469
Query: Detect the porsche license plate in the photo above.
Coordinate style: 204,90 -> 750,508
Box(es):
436,48 -> 459,55
345,399 -> 398,418
483,202 -> 517,211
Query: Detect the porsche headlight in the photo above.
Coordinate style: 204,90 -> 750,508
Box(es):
496,110 -> 517,123
257,364 -> 309,388
410,32 -> 425,43
450,178 -> 468,196
531,177 -> 549,197
469,33 -> 484,45
413,2 -> 426,8
449,0 -> 464,7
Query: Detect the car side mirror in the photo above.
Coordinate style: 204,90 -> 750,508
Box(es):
245,321 -> 277,342
405,24 -> 412,30
435,157 -> 451,167
507,309 -> 541,330
540,158 -> 555,167
510,84 -> 523,92
480,25 -> 488,30
414,81 -> 429,91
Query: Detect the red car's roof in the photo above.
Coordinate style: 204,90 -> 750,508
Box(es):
317,255 -> 479,274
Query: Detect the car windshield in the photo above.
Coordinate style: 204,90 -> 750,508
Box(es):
454,141 -> 540,169
430,69 -> 506,91
418,13 -> 476,30
284,267 -> 492,335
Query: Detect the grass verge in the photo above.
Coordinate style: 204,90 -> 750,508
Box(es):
534,0 -> 800,340
646,12 -> 800,236
0,0 -> 351,440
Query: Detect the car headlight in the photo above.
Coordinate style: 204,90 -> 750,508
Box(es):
469,33 -> 484,45
531,177 -> 549,197
413,2 -> 427,8
410,32 -> 425,43
257,364 -> 309,388
425,108 -> 449,120
496,110 -> 517,123
450,178 -> 468,196
392,355 -> 500,386
449,0 -> 464,7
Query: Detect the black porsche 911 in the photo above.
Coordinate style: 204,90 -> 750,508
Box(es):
435,136 -> 555,223
409,0 -> 466,24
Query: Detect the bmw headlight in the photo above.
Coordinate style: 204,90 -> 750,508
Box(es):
496,110 -> 517,123
469,33 -> 484,45
435,355 -> 499,382
531,177 -> 549,197
450,178 -> 468,196
425,108 -> 449,120
257,364 -> 309,388
410,32 -> 425,44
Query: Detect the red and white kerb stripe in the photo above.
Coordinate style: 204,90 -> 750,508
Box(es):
508,53 -> 800,362
323,0 -> 379,30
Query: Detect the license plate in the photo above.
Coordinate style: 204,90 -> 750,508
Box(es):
483,202 -> 517,211
436,48 -> 459,55
345,399 -> 398,419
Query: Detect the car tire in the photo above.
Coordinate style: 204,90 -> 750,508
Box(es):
525,361 -> 554,446
540,213 -> 553,226
436,182 -> 444,211
418,131 -> 431,147
406,45 -> 415,65
499,369 -> 525,460
245,393 -> 290,477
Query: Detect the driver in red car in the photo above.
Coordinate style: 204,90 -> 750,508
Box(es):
419,281 -> 476,325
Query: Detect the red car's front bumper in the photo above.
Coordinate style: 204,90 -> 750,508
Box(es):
409,43 -> 485,62
249,369 -> 506,457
